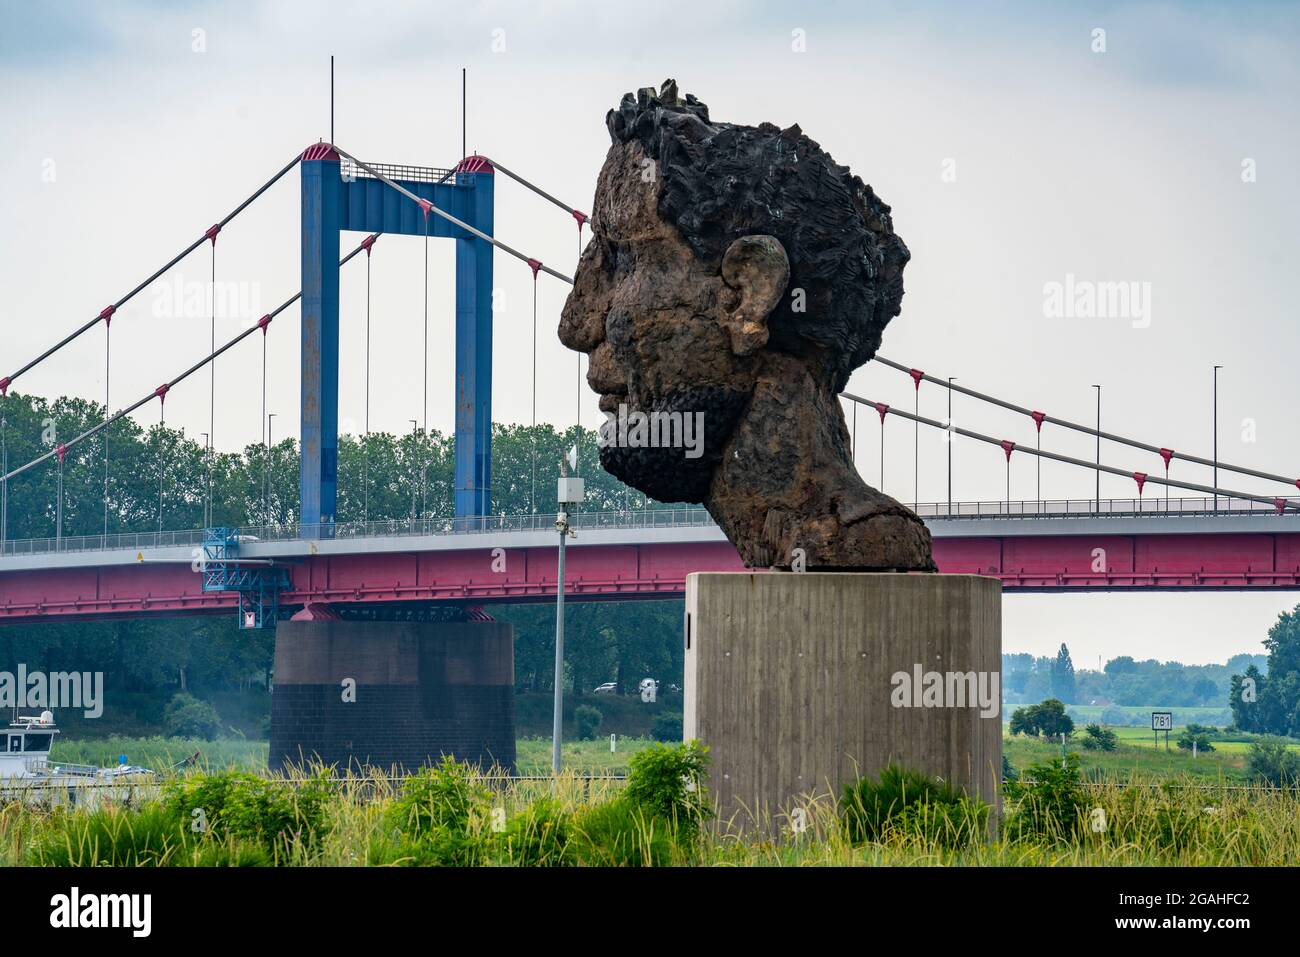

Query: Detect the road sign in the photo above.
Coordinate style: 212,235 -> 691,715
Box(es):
1151,711 -> 1173,731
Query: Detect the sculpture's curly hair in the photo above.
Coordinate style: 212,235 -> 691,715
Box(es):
606,79 -> 910,392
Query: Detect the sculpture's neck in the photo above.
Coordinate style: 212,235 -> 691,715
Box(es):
705,355 -> 934,571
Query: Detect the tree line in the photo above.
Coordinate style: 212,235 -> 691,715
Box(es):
1003,645 -> 1267,709
0,390 -> 676,541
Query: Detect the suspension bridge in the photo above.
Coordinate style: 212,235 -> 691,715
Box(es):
2,143 -> 1299,627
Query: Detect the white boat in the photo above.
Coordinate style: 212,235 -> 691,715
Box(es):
1,711 -> 157,806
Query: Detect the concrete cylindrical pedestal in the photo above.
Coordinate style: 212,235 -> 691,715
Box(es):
684,572 -> 1001,830
269,619 -> 515,773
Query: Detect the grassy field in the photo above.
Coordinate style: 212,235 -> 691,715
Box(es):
47,736 -> 647,775
49,728 -> 1298,781
1005,736 -> 1250,781
515,736 -> 648,774
50,736 -> 267,771
1060,704 -> 1233,727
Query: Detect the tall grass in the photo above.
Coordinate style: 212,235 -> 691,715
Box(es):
6,757 -> 1300,867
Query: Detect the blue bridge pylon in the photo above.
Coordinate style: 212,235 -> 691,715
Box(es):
299,145 -> 495,532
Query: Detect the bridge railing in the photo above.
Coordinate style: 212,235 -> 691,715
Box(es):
0,497 -> 1290,559
912,495 -> 1282,519
214,506 -> 717,544
0,507 -> 718,557
0,527 -> 209,558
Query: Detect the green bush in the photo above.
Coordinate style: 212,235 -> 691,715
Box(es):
891,797 -> 989,848
1002,754 -> 1019,782
395,827 -> 490,867
624,740 -> 710,833
1003,755 -> 1088,844
385,756 -> 492,865
1080,723 -> 1119,751
1247,740 -> 1300,787
572,798 -> 678,866
388,756 -> 488,834
498,798 -> 574,867
187,838 -> 274,867
160,769 -> 333,852
839,764 -> 983,845
1177,729 -> 1215,753
162,693 -> 223,740
650,711 -> 682,742
575,704 -> 603,741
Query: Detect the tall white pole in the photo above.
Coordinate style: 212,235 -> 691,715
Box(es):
552,456 -> 584,777
551,511 -> 568,775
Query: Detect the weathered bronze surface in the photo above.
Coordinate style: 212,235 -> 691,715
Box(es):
560,80 -> 934,571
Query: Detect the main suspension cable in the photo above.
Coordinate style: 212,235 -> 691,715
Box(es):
873,355 -> 1298,489
843,391 -> 1298,513
0,236 -> 375,486
0,151 -> 302,396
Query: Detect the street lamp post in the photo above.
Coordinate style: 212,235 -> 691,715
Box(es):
55,448 -> 64,547
1091,386 -> 1101,512
265,413 -> 276,527
201,432 -> 211,528
1213,365 -> 1223,512
947,377 -> 956,516
552,448 -> 585,777
1,403 -> 7,550
408,419 -> 418,529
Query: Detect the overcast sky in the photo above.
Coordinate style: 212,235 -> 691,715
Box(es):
2,1 -> 1297,665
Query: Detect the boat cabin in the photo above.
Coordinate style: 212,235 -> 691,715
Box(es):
1,712 -> 59,780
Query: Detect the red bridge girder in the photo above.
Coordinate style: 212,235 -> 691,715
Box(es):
3,534 -> 1300,624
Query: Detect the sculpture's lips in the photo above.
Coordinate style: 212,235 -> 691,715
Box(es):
598,392 -> 627,413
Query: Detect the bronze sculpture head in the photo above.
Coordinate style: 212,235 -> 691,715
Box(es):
560,80 -> 934,572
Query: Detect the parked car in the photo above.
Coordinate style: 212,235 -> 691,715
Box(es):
593,682 -> 618,694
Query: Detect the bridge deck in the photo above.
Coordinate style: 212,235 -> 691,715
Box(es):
2,501 -> 1299,623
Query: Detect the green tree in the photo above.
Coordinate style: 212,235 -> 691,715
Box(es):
1080,723 -> 1118,751
1051,643 -> 1077,703
1246,740 -> 1300,787
162,692 -> 223,740
1008,698 -> 1074,739
574,704 -> 603,740
1230,604 -> 1300,737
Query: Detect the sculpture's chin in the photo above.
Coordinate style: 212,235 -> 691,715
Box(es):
599,444 -> 713,504
596,385 -> 750,505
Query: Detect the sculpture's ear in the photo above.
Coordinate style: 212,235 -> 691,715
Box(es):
720,235 -> 789,356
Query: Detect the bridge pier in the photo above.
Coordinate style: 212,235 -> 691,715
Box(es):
269,612 -> 515,774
